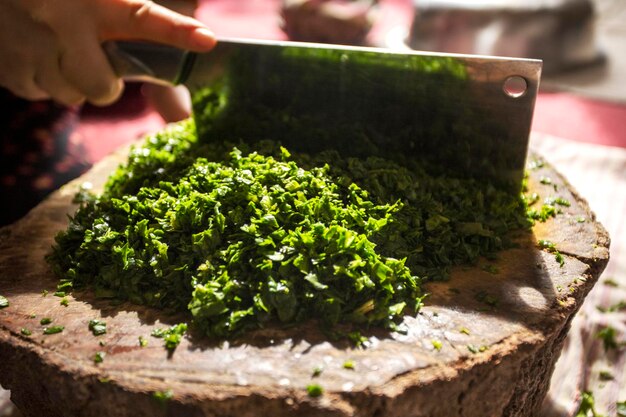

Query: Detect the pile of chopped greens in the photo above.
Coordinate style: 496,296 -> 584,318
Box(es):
48,119 -> 531,338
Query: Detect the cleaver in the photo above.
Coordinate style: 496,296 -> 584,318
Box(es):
104,38 -> 541,192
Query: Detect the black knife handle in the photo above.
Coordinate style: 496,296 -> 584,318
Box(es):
103,41 -> 193,86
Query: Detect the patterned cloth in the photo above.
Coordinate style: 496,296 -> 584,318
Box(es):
0,88 -> 91,227
533,133 -> 626,417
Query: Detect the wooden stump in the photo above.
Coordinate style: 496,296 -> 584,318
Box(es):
0,145 -> 609,417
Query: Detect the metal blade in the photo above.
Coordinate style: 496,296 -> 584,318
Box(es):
183,37 -> 541,192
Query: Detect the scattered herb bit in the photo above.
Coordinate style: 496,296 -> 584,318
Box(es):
40,317 -> 52,325
42,290 -> 48,297
482,264 -> 499,274
88,319 -> 107,336
528,159 -> 545,170
527,204 -> 558,223
99,340 -> 106,347
540,176 -> 553,185
343,360 -> 355,370
475,291 -> 498,307
596,301 -> 626,313
43,325 -> 64,335
555,252 -> 565,268
0,295 -> 8,309
431,340 -> 443,351
575,391 -> 605,417
537,240 -> 565,267
459,327 -> 470,335
595,326 -> 620,352
467,344 -> 479,354
576,216 -> 586,223
312,366 -> 323,377
348,331 -> 369,348
617,401 -> 626,417
98,377 -> 111,383
139,336 -> 148,347
556,285 -> 563,293
60,297 -> 69,307
479,345 -> 488,352
28,313 -> 36,319
306,383 -> 324,397
153,389 -> 174,403
603,278 -> 619,287
151,323 -> 187,351
544,196 -> 570,207
598,370 -> 614,381
20,328 -> 32,336
93,351 -> 105,364
53,291 -> 66,298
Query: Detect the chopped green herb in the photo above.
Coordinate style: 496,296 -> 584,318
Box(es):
98,377 -> 110,383
28,313 -> 36,319
306,383 -> 324,397
88,319 -> 107,336
475,291 -> 498,307
598,370 -> 614,381
0,295 -> 8,309
47,118 -> 535,340
153,389 -> 174,403
481,264 -> 499,274
555,252 -> 565,268
575,391 -> 605,417
43,326 -> 64,335
595,326 -> 620,352
42,290 -> 48,297
576,216 -> 586,223
139,336 -> 148,347
544,196 -> 570,207
53,291 -> 66,298
540,176 -> 552,185
603,278 -> 618,287
596,301 -> 626,313
93,351 -> 105,364
347,331 -> 369,348
537,240 -> 565,267
151,323 -> 187,351
312,366 -> 323,377
431,340 -> 443,351
40,317 -> 52,325
459,327 -> 470,335
20,328 -> 32,336
467,344 -> 479,354
60,297 -> 69,307
617,401 -> 626,417
343,360 -> 355,370
528,159 -> 545,170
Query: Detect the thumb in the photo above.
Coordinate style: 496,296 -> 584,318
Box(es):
96,0 -> 216,51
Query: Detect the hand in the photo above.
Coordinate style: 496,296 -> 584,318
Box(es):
0,0 -> 216,107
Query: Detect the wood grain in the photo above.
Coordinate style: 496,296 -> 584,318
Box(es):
0,145 -> 609,417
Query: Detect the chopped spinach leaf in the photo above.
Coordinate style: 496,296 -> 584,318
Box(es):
306,384 -> 323,397
43,326 -> 64,335
88,319 -> 107,336
0,295 -> 8,309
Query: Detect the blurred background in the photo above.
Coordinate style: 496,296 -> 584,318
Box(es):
1,0 -> 625,416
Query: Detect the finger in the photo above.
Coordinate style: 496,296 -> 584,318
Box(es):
143,84 -> 191,122
34,59 -> 86,107
58,32 -> 124,106
97,0 -> 216,51
7,80 -> 50,102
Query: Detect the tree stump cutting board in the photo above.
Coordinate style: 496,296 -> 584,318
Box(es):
0,144 -> 609,417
